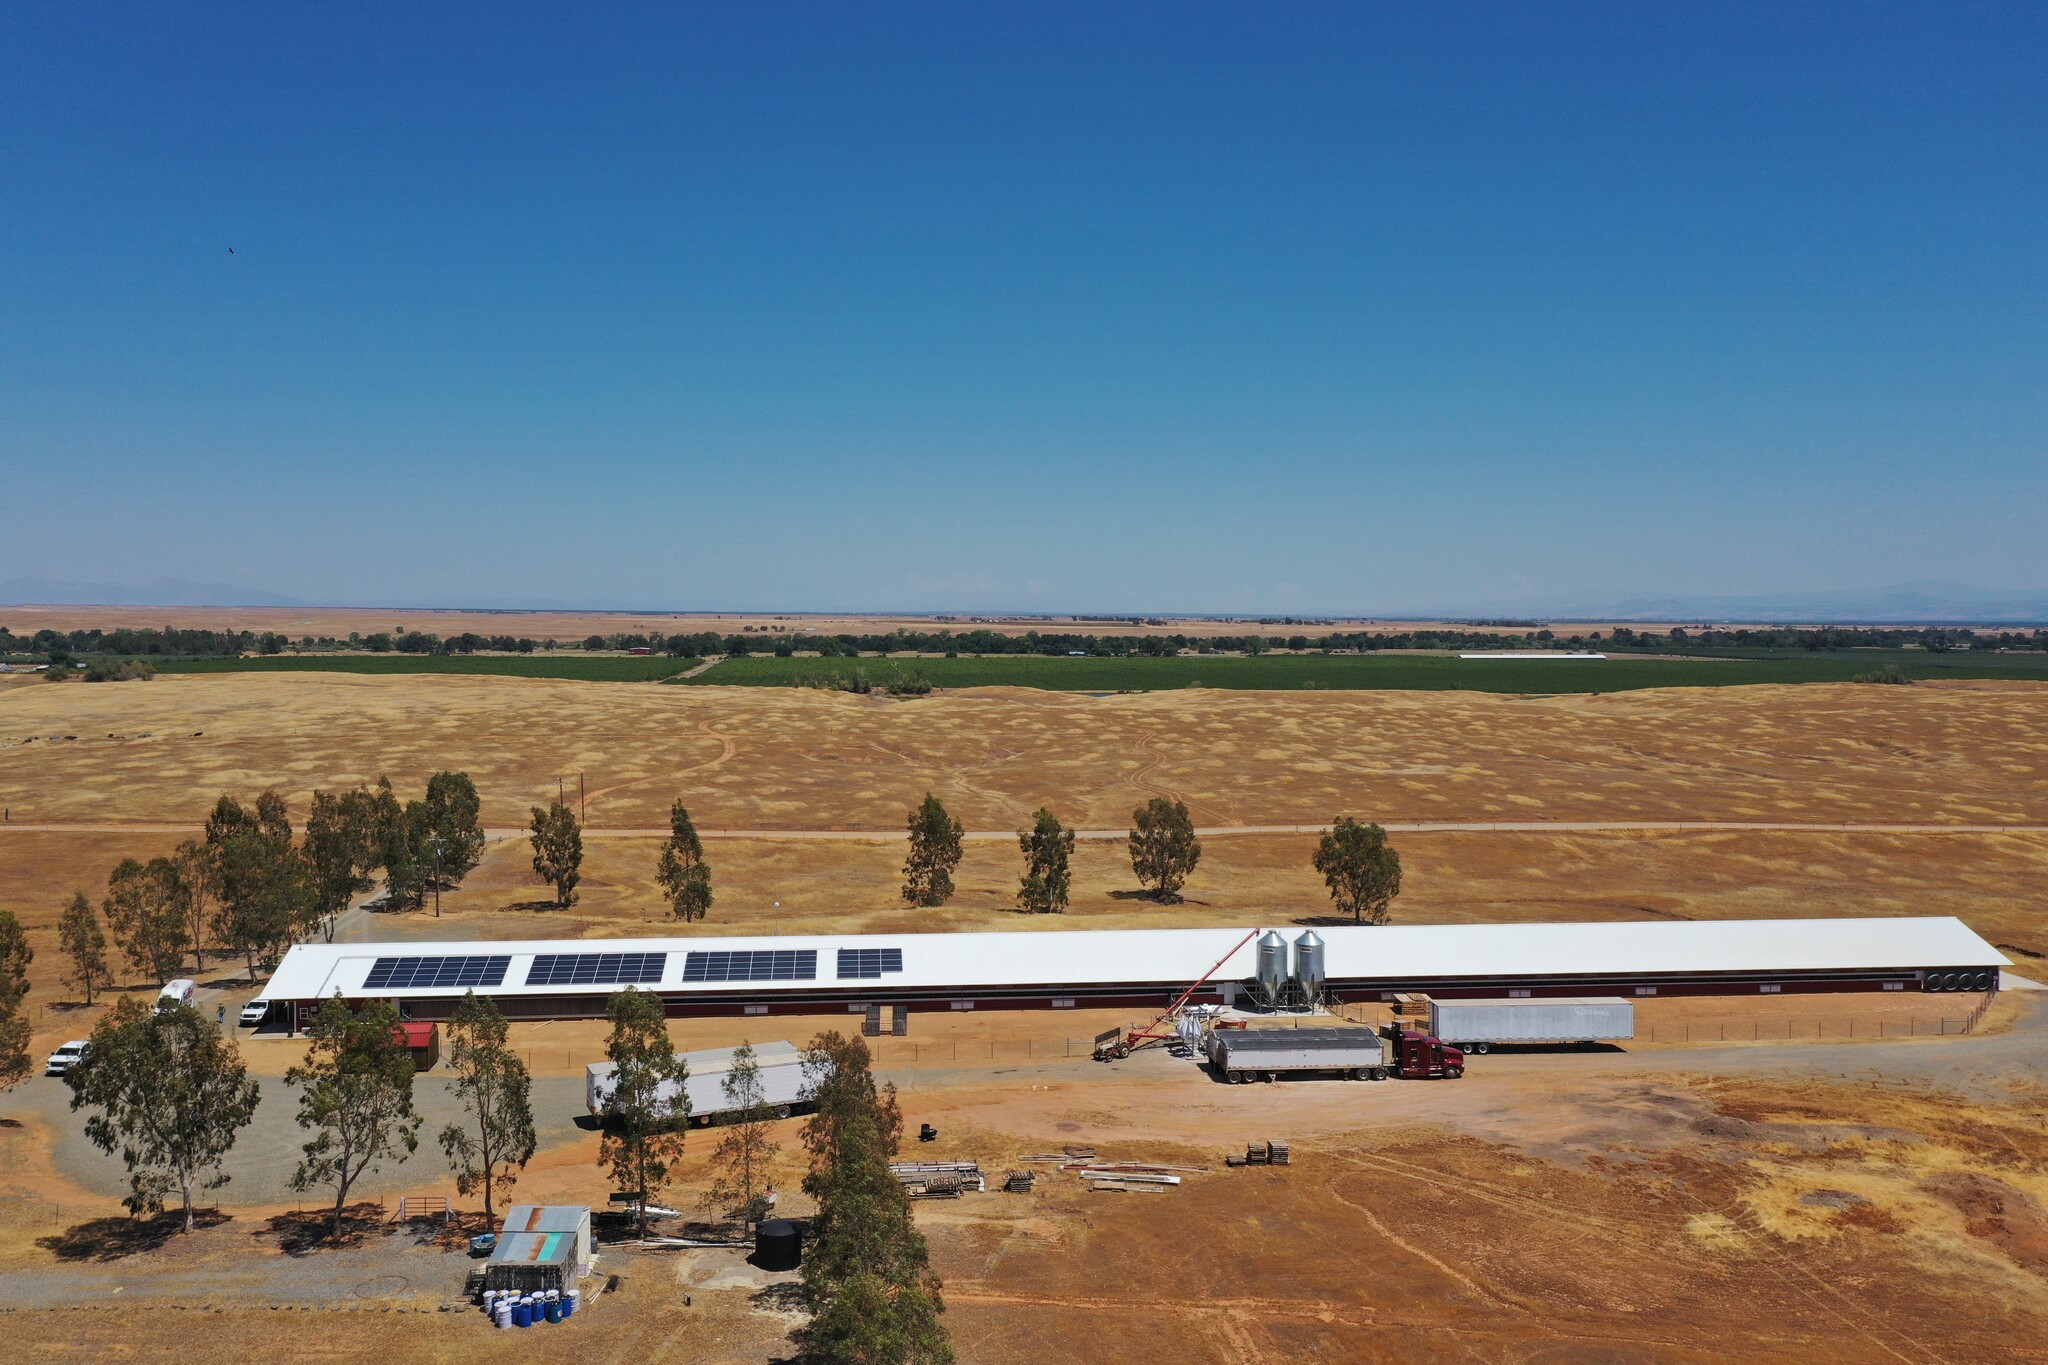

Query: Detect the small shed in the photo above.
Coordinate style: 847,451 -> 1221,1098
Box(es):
484,1205 -> 594,1295
396,1020 -> 440,1072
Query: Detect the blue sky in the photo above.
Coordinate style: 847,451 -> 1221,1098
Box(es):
2,4 -> 2043,614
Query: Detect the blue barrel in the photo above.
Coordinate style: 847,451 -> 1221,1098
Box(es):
562,1291 -> 576,1319
545,1300 -> 561,1324
514,1300 -> 531,1328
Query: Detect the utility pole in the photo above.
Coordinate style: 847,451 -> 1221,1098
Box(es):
580,771 -> 586,823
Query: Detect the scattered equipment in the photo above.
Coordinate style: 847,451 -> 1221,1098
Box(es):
863,1004 -> 882,1037
1095,928 -> 1261,1059
892,1004 -> 908,1035
1426,996 -> 1635,1053
918,1122 -> 939,1142
1003,1170 -> 1036,1193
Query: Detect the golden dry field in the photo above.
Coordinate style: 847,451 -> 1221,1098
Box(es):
4,671 -> 2048,1027
5,671 -> 2048,1362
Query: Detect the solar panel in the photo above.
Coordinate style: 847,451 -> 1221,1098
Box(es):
680,949 -> 818,983
836,947 -> 904,979
524,952 -> 668,988
362,955 -> 511,990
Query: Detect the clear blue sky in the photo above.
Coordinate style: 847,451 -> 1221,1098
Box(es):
2,4 -> 2043,615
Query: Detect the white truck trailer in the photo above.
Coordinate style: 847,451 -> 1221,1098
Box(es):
1426,997 -> 1634,1054
586,1040 -> 813,1124
1206,1026 -> 1466,1082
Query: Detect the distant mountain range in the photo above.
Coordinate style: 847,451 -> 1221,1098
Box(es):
0,577 -> 2040,625
0,577 -> 305,608
1476,582 -> 2048,625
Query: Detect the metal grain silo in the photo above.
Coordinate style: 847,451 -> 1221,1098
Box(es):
1255,931 -> 1289,1005
1294,931 -> 1326,996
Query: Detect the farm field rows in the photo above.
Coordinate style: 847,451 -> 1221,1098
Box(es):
128,647 -> 2048,691
681,649 -> 2048,691
151,653 -> 702,681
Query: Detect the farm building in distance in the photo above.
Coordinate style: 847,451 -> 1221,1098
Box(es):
260,917 -> 2007,1027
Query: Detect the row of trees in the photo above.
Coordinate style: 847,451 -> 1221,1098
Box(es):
901,794 -> 1404,923
41,988 -> 531,1239
49,775 -> 488,1000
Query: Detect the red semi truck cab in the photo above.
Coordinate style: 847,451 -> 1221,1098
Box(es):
1381,1026 -> 1466,1079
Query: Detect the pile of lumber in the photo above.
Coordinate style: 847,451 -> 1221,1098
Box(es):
1241,1140 -> 1292,1166
889,1160 -> 986,1197
1003,1170 -> 1036,1194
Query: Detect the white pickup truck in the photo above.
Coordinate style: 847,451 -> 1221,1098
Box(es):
45,1040 -> 89,1077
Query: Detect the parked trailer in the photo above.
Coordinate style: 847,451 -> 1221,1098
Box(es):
1427,997 -> 1634,1054
586,1040 -> 813,1123
1207,1026 -> 1466,1082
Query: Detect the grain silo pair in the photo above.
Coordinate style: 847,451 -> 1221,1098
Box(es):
1250,929 -> 1327,1011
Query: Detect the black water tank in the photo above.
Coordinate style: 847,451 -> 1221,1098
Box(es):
756,1218 -> 802,1272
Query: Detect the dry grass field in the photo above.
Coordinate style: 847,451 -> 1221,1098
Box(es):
4,671 -> 2048,1029
4,672 -> 2045,832
5,670 -> 2047,1361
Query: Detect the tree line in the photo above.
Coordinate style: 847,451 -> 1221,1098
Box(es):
41,773 -> 486,1015
12,621 -> 2044,664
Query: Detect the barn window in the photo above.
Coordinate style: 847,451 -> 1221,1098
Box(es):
1634,986 -> 1657,996
1883,981 -> 1906,991
1759,984 -> 1781,994
1508,989 -> 1532,999
744,1004 -> 768,1015
950,1000 -> 975,1011
1051,998 -> 1076,1009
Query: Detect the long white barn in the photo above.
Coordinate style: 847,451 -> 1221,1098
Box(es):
261,916 -> 2006,1026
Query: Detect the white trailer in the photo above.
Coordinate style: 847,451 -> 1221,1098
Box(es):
1207,1027 -> 1388,1082
585,1040 -> 813,1123
1427,997 -> 1634,1054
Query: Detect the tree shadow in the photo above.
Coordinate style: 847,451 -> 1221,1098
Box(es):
750,1281 -> 806,1310
1290,914 -> 1368,927
502,899 -> 567,914
38,1209 -> 231,1261
421,1209 -> 492,1250
260,1202 -> 391,1254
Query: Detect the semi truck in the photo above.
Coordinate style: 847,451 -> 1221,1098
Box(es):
1207,1025 -> 1465,1082
1426,996 -> 1635,1054
585,1040 -> 814,1125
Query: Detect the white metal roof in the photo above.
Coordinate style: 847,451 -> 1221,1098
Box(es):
261,916 -> 2004,1001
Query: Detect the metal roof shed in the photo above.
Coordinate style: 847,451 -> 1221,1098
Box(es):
484,1205 -> 592,1294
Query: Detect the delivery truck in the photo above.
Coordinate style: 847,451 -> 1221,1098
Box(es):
1426,996 -> 1635,1054
586,1039 -> 814,1124
1207,1025 -> 1465,1082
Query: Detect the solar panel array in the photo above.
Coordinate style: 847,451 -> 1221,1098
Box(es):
836,947 -> 904,979
363,955 -> 511,990
681,949 -> 818,983
525,952 -> 667,987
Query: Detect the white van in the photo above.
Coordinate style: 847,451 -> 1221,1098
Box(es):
157,978 -> 198,1010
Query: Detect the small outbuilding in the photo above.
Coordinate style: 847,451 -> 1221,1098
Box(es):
483,1205 -> 594,1295
396,1020 -> 440,1072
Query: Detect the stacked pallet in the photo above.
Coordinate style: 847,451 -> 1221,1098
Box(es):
1243,1140 -> 1292,1166
1003,1170 -> 1035,1193
889,1160 -> 986,1196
